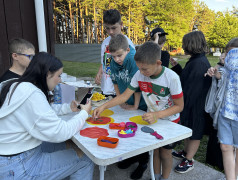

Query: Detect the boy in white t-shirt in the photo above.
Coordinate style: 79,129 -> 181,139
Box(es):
95,9 -> 134,96
93,42 -> 184,180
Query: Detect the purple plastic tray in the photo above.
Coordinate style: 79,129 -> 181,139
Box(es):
125,122 -> 137,132
118,129 -> 135,138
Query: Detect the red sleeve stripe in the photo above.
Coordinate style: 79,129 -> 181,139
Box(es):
171,92 -> 183,99
172,117 -> 180,124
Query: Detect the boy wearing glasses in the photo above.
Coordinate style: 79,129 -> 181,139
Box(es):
0,38 -> 35,83
95,9 -> 135,97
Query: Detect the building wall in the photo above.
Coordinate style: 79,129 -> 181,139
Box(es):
0,0 -> 54,77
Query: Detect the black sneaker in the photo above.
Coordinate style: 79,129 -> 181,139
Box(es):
117,158 -> 136,169
130,164 -> 147,179
172,150 -> 186,160
174,158 -> 194,173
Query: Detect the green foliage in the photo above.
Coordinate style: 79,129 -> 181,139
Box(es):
208,12 -> 238,48
145,0 -> 195,48
193,0 -> 216,40
54,0 -> 238,50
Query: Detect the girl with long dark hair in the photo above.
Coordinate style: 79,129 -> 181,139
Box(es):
0,52 -> 94,180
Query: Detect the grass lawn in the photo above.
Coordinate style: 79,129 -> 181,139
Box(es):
62,54 -> 222,171
62,54 -> 219,78
62,61 -> 101,78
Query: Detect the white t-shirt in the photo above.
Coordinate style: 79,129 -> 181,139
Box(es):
101,35 -> 135,95
128,67 -> 183,122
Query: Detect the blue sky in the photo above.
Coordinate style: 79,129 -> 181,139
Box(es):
202,0 -> 238,12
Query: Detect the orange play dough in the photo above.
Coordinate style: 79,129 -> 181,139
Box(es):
90,109 -> 114,117
129,116 -> 157,125
86,116 -> 114,125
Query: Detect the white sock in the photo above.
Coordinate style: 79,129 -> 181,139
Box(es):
155,174 -> 161,180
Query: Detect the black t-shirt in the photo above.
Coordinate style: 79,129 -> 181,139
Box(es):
161,50 -> 170,68
0,70 -> 20,83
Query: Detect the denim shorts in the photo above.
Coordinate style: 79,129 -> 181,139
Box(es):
0,142 -> 94,180
218,114 -> 238,148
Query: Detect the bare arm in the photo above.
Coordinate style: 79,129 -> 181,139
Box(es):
122,91 -> 141,110
152,32 -> 161,44
114,84 -> 128,109
92,88 -> 135,118
114,84 -> 120,96
142,97 -> 184,124
95,64 -> 103,85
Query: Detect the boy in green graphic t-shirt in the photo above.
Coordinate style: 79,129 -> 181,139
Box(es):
93,42 -> 184,180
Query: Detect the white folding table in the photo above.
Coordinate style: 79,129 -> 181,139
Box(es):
60,105 -> 192,180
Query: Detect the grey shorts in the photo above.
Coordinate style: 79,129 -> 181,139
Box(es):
218,114 -> 238,148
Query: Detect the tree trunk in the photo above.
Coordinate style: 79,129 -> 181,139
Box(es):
85,5 -> 89,43
93,0 -> 97,43
61,15 -> 65,43
79,0 -> 84,43
97,26 -> 100,43
68,1 -> 74,43
101,19 -> 104,41
64,5 -> 69,43
76,0 -> 79,42
128,4 -> 131,39
53,0 -> 57,43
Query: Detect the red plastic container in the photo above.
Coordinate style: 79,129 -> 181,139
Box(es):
97,136 -> 119,148
109,122 -> 125,130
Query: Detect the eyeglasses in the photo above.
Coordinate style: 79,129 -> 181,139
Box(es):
16,53 -> 34,60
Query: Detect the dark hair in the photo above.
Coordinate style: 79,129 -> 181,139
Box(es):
109,34 -> 129,53
225,37 -> 238,51
135,46 -> 140,51
0,52 -> 63,108
182,31 -> 207,55
103,9 -> 121,25
134,42 -> 161,64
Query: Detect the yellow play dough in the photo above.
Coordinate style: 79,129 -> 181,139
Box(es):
86,117 -> 114,125
90,109 -> 114,117
129,116 -> 157,125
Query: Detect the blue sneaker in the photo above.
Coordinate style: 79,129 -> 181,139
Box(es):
175,158 -> 194,173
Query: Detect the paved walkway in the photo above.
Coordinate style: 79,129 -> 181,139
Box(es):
93,158 -> 225,180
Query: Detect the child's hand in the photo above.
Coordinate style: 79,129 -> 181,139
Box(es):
70,100 -> 80,112
142,112 -> 157,124
120,103 -> 128,109
92,106 -> 104,119
170,58 -> 178,67
79,101 -> 92,114
204,67 -> 217,77
95,72 -> 102,85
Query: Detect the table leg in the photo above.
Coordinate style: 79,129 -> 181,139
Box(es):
149,150 -> 155,180
99,165 -> 107,180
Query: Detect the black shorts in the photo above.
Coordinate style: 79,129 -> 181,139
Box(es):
163,142 -> 178,149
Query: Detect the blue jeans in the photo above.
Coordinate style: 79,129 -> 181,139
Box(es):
218,114 -> 238,148
0,142 -> 94,180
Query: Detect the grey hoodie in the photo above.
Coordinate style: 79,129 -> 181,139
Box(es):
0,81 -> 88,155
